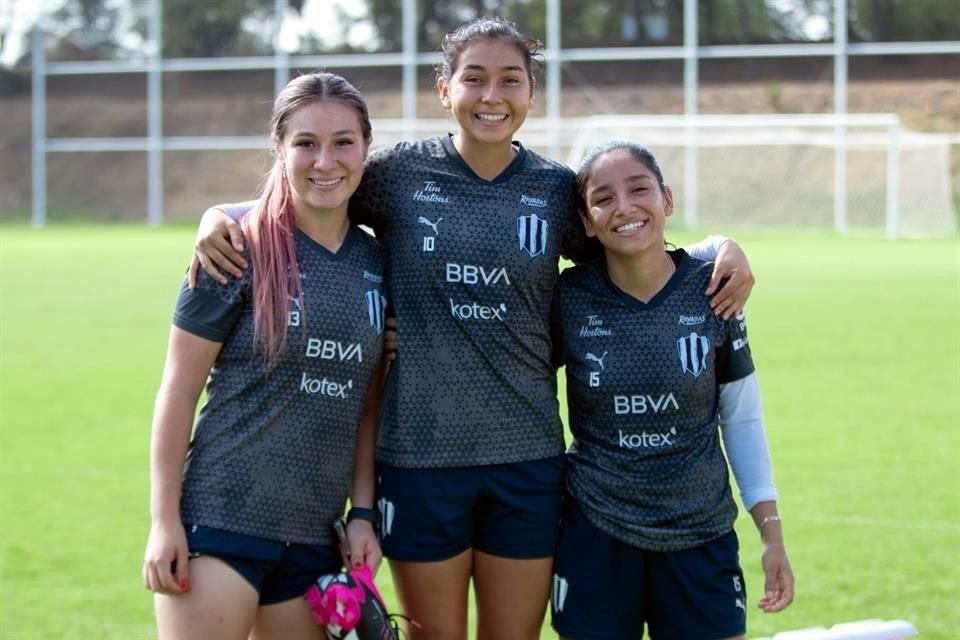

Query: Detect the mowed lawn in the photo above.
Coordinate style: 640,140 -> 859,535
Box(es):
1,225 -> 958,639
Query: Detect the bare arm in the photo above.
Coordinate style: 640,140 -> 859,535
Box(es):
718,375 -> 793,613
749,500 -> 794,613
344,359 -> 389,573
187,202 -> 255,288
685,236 -> 756,320
142,327 -> 222,594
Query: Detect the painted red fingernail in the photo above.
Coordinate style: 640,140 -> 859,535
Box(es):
181,579 -> 190,590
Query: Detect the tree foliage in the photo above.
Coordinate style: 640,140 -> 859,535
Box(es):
17,0 -> 960,65
849,0 -> 960,41
47,0 -> 133,61
162,0 -> 276,57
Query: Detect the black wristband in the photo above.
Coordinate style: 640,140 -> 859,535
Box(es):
346,507 -> 379,526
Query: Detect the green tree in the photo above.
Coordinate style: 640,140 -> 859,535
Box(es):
360,0 -> 548,52
849,0 -> 960,41
162,0 -> 289,57
699,0 -> 801,45
47,0 -> 131,61
41,0 -> 316,60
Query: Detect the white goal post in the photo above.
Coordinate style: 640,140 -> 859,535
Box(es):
30,111 -> 957,238
557,113 -> 956,239
308,113 -> 957,239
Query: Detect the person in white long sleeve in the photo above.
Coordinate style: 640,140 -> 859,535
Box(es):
550,140 -> 794,640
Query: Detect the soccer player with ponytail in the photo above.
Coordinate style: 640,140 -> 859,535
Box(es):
142,71 -> 389,640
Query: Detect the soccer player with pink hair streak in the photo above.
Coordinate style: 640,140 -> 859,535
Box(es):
188,17 -> 756,640
142,71 -> 390,640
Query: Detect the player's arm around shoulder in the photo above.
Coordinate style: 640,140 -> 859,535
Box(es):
189,201 -> 256,287
684,236 -> 755,319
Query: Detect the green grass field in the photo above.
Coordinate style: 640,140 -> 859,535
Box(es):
1,225 -> 958,639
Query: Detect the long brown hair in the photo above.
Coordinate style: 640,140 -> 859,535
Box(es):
242,72 -> 372,368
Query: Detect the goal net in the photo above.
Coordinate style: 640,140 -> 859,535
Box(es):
553,114 -> 956,238
371,114 -> 955,238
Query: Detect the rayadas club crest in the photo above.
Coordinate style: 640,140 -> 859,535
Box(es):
365,289 -> 387,335
677,332 -> 710,378
517,214 -> 548,259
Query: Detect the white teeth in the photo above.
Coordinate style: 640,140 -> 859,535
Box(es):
615,220 -> 647,233
477,113 -> 507,121
310,178 -> 340,187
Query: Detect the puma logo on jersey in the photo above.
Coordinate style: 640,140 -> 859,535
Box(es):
418,215 -> 443,235
585,351 -> 608,370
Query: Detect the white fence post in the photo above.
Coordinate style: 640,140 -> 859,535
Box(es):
683,0 -> 699,229
833,0 -> 849,233
274,0 -> 290,95
146,0 -> 163,226
401,0 -> 417,134
31,27 -> 46,228
25,2 -> 959,230
886,121 -> 901,240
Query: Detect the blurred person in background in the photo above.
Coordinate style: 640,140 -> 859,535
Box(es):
189,18 -> 755,640
551,140 -> 793,640
142,71 -> 389,640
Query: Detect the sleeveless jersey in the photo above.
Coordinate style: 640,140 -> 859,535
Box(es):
174,226 -> 386,544
349,135 -> 576,467
554,251 -> 755,552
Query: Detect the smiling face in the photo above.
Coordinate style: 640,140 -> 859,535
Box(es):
279,100 -> 368,219
580,148 -> 674,258
437,38 -> 534,151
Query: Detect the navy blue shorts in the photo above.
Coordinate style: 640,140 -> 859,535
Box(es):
375,455 -> 565,562
185,524 -> 342,605
550,500 -> 747,640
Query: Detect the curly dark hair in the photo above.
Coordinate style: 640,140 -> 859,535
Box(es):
436,16 -> 544,87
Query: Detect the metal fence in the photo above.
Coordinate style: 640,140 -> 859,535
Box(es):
30,0 -> 960,234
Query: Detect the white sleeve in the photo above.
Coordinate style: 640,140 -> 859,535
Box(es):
217,200 -> 258,221
683,235 -> 729,262
719,372 -> 778,510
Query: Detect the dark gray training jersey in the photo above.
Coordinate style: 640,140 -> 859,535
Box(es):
349,135 -> 575,467
554,251 -> 755,552
173,226 -> 386,545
